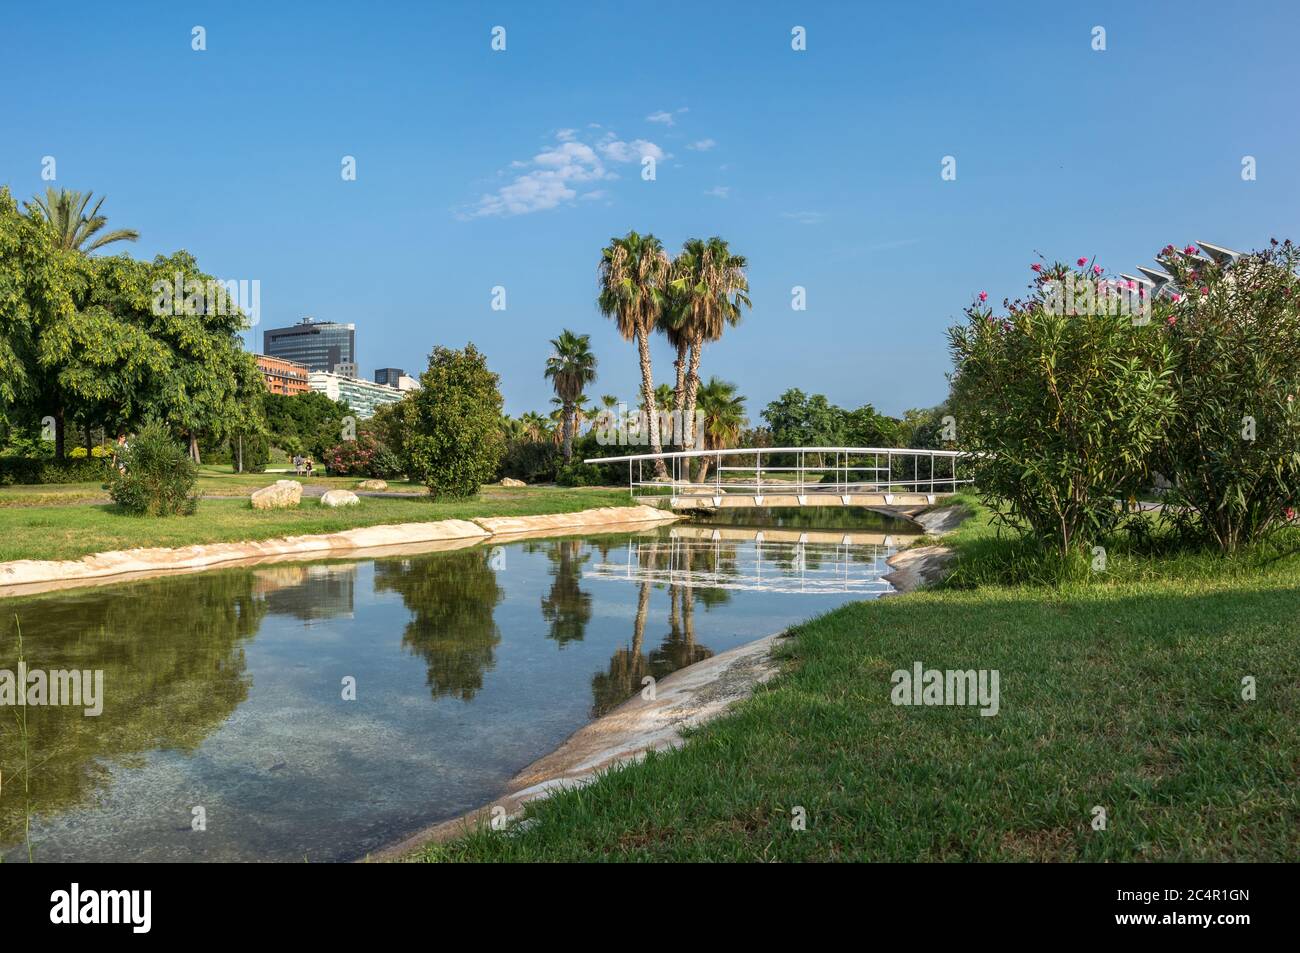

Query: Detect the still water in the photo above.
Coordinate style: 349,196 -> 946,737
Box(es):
0,509 -> 913,862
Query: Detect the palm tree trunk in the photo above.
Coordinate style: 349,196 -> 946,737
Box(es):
562,399 -> 575,462
632,580 -> 649,657
673,341 -> 688,414
635,324 -> 669,478
683,332 -> 705,449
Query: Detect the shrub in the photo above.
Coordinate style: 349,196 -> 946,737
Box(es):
107,420 -> 199,516
405,344 -> 505,499
0,456 -> 111,485
323,427 -> 405,479
948,262 -> 1177,554
499,439 -> 561,483
1155,240 -> 1300,551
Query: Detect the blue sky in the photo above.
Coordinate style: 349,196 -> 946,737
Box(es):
4,0 -> 1298,418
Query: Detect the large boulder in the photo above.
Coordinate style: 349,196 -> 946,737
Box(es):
251,480 -> 303,510
499,477 -> 526,487
321,489 -> 360,508
356,479 -> 388,491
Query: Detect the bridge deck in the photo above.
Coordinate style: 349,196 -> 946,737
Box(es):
585,445 -> 971,509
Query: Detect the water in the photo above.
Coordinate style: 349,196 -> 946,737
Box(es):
0,509 -> 914,862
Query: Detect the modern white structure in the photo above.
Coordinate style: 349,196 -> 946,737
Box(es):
307,371 -> 407,419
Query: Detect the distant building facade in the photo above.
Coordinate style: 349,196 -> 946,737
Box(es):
375,367 -> 419,391
263,317 -> 356,373
307,371 -> 406,419
254,354 -> 310,396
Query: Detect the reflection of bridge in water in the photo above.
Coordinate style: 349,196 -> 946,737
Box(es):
585,524 -> 920,595
587,446 -> 971,512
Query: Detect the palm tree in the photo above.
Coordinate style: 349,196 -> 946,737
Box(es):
693,378 -> 748,483
26,188 -> 139,253
670,237 -> 750,448
517,411 -> 549,443
598,231 -> 671,478
544,330 -> 597,462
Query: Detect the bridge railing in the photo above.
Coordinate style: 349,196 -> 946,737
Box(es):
584,446 -> 971,502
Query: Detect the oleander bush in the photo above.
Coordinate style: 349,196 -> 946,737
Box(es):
1155,240 -> 1300,551
106,419 -> 199,516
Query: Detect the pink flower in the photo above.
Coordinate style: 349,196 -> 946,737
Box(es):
1167,315 -> 1177,326
1031,263 -> 1042,272
1093,265 -> 1103,275
1076,257 -> 1088,266
1184,245 -> 1198,255
1200,287 -> 1209,295
978,291 -> 988,302
1286,507 -> 1296,522
1172,293 -> 1182,302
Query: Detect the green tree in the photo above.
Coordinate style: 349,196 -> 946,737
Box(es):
598,231 -> 671,476
25,187 -> 139,254
544,329 -> 597,462
405,343 -> 505,499
1156,240 -> 1300,551
948,264 -> 1177,554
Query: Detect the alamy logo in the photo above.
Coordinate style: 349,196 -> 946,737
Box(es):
1042,274 -> 1152,324
594,404 -> 707,448
890,661 -> 1000,716
50,884 -> 151,933
151,271 -> 261,326
0,664 -> 103,716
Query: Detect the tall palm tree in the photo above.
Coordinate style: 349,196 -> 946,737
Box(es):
671,237 -> 750,448
544,330 -> 597,462
693,378 -> 748,483
26,188 -> 139,253
598,231 -> 671,478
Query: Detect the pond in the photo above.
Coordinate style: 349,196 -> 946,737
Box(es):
0,508 -> 915,862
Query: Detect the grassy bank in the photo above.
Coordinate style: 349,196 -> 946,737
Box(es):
0,485 -> 633,562
414,494 -> 1300,862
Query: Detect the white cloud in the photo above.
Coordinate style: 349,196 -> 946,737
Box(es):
783,211 -> 825,225
687,138 -> 717,151
646,110 -> 676,125
463,128 -> 667,218
704,186 -> 730,199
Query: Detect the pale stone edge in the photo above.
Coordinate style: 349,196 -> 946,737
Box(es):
0,504 -> 678,594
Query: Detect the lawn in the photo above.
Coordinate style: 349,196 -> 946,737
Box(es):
412,493 -> 1300,862
0,484 -> 635,562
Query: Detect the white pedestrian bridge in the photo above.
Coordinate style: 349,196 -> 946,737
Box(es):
584,446 -> 971,511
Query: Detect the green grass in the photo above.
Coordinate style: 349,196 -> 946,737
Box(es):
412,492 -> 1300,862
0,485 -> 634,562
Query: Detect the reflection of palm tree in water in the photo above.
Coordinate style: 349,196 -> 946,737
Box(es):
590,546 -> 714,717
540,539 -> 592,646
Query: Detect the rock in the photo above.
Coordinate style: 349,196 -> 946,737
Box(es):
356,479 -> 388,491
320,489 -> 360,508
498,477 -> 526,487
251,480 -> 303,510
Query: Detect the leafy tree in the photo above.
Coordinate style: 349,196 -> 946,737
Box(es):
0,187 -> 77,427
25,187 -> 139,253
1156,240 -> 1300,551
405,344 -> 505,499
544,329 -> 597,462
599,231 -> 671,477
761,388 -> 844,448
948,263 -> 1177,554
264,390 -> 351,459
